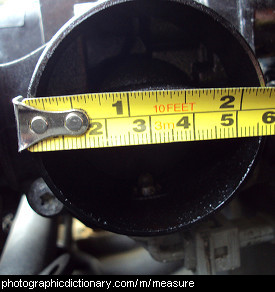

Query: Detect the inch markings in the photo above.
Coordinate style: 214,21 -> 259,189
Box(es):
21,87 -> 274,152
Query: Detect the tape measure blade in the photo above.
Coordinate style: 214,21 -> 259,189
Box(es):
23,87 -> 275,152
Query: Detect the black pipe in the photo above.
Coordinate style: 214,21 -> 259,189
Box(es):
0,195 -> 58,275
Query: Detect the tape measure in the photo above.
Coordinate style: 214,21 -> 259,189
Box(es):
18,87 -> 275,152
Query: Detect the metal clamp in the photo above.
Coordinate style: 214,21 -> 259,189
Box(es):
12,96 -> 89,152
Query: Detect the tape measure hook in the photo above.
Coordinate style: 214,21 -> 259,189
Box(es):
12,96 -> 89,152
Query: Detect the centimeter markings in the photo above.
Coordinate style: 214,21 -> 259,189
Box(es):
23,87 -> 275,152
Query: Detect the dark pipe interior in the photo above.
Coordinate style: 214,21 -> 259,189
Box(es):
31,0 -> 262,235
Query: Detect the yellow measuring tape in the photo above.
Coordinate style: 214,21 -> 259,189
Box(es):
23,87 -> 275,152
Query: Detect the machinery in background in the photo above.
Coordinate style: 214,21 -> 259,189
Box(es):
0,0 -> 274,275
